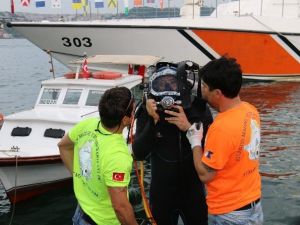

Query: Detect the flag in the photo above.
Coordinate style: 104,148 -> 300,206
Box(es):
35,0 -> 45,7
124,0 -> 128,15
146,0 -> 155,3
81,58 -> 90,79
51,0 -> 61,8
82,0 -> 89,16
72,0 -> 82,9
134,0 -> 142,6
112,172 -> 125,181
11,0 -> 15,14
95,0 -> 104,8
108,0 -> 117,8
159,0 -> 163,9
21,0 -> 30,6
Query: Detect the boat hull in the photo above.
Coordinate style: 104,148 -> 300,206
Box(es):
0,156 -> 71,203
8,18 -> 300,80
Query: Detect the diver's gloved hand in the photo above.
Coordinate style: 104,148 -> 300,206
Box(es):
186,122 -> 203,149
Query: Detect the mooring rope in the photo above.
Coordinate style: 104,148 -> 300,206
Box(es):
129,117 -> 157,225
8,155 -> 18,225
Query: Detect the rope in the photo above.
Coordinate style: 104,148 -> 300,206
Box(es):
129,118 -> 157,225
8,155 -> 18,225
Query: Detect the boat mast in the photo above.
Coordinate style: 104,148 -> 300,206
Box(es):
47,50 -> 56,79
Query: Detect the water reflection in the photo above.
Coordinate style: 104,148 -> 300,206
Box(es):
241,81 -> 300,225
241,81 -> 300,171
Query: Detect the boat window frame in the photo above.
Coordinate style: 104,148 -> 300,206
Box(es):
37,87 -> 62,105
85,89 -> 104,107
62,88 -> 83,106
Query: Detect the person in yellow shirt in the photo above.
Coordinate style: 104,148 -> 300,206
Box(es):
58,87 -> 138,225
165,56 -> 263,225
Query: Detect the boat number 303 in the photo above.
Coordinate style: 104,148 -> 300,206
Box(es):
62,37 -> 92,47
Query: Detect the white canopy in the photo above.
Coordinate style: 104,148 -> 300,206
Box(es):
69,55 -> 162,66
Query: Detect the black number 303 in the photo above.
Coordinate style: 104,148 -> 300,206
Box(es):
62,37 -> 92,47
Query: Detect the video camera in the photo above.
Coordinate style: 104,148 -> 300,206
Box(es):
143,60 -> 199,119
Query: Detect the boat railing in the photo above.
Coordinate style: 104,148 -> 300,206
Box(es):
202,0 -> 300,18
80,0 -> 299,20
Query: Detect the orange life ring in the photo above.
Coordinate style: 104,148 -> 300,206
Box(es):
0,113 -> 4,127
64,71 -> 92,79
64,72 -> 76,79
92,71 -> 122,80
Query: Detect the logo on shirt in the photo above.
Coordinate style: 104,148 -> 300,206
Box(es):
79,141 -> 93,180
244,119 -> 260,160
204,150 -> 213,159
112,172 -> 125,182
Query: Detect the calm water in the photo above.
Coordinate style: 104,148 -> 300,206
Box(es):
0,39 -> 300,225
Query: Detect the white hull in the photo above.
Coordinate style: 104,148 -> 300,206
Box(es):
8,16 -> 300,80
0,162 -> 70,194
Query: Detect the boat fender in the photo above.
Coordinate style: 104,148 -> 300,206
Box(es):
92,71 -> 122,79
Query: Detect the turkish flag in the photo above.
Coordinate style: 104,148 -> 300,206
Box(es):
11,0 -> 15,14
81,58 -> 90,79
112,172 -> 125,181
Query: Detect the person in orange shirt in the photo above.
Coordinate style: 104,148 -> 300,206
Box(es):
165,56 -> 263,225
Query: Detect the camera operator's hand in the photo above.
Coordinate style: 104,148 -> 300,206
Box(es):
186,122 -> 203,149
164,105 -> 191,132
146,99 -> 160,124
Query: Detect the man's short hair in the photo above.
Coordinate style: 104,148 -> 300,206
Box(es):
99,87 -> 134,128
200,56 -> 242,98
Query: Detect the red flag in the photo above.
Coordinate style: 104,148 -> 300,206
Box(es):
11,0 -> 15,14
21,0 -> 31,6
112,172 -> 125,181
81,58 -> 90,79
160,0 -> 163,9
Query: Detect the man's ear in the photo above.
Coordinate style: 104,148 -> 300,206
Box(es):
121,115 -> 130,126
215,89 -> 223,97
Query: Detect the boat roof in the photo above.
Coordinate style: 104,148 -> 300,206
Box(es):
69,55 -> 162,66
42,74 -> 142,90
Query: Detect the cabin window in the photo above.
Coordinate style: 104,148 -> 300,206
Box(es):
39,88 -> 61,104
63,89 -> 82,105
86,90 -> 103,106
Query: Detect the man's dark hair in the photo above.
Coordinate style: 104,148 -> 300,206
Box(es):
99,87 -> 133,128
200,56 -> 242,98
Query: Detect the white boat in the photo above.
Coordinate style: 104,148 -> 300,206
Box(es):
7,0 -> 300,80
0,55 -> 160,203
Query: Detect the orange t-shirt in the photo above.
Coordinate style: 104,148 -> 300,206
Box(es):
202,101 -> 262,214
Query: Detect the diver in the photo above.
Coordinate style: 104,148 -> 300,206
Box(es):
132,61 -> 213,225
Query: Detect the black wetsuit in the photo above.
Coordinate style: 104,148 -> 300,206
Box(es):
132,97 -> 213,225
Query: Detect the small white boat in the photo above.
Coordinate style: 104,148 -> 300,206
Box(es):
0,55 -> 160,203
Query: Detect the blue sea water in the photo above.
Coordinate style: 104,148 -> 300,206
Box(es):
0,39 -> 300,225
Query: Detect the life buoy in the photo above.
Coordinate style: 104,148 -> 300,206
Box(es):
64,71 -> 92,79
92,71 -> 122,80
64,72 -> 76,79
